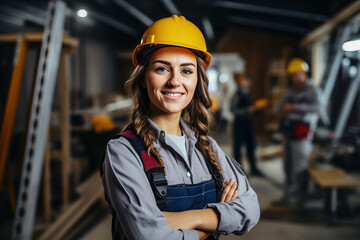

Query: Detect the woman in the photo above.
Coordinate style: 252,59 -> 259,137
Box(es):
102,15 -> 260,240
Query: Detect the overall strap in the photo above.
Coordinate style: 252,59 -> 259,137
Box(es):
99,130 -> 167,240
204,158 -> 223,202
118,130 -> 168,210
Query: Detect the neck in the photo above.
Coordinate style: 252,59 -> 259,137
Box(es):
295,82 -> 306,90
150,112 -> 182,136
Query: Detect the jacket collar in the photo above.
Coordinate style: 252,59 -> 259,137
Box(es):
147,117 -> 197,142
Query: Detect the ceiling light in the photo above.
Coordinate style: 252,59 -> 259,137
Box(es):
342,38 -> 360,52
77,9 -> 88,18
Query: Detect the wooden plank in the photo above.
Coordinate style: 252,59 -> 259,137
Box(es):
301,1 -> 360,46
308,167 -> 360,189
63,209 -> 99,240
260,145 -> 282,159
0,37 -> 27,187
38,172 -> 104,240
43,133 -> 52,222
75,171 -> 99,195
0,32 -> 79,48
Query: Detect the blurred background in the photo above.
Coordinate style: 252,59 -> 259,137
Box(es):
0,0 -> 360,239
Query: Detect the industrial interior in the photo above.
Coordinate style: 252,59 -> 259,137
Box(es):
0,0 -> 360,239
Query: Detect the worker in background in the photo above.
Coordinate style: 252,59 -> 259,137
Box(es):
273,58 -> 320,209
231,73 -> 264,177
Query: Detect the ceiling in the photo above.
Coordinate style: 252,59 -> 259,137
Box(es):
0,0 -> 358,50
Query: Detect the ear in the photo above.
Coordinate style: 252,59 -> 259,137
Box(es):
141,80 -> 147,88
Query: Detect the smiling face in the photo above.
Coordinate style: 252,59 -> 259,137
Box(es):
145,46 -> 198,119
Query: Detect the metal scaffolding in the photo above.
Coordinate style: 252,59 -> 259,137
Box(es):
11,1 -> 66,239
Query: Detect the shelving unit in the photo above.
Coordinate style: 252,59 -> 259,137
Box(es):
263,51 -> 291,136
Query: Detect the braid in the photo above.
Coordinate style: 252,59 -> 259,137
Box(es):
184,57 -> 224,181
123,63 -> 163,166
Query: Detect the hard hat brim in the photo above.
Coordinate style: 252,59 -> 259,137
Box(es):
132,43 -> 212,69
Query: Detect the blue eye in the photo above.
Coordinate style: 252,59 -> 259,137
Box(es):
155,67 -> 168,72
182,69 -> 193,75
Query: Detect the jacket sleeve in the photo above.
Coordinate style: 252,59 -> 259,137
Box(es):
274,91 -> 291,113
104,138 -> 199,240
206,138 -> 260,235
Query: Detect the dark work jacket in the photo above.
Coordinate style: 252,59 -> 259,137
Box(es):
230,87 -> 253,120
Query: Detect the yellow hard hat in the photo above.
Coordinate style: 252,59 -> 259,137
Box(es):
91,115 -> 115,133
287,58 -> 309,74
132,15 -> 212,69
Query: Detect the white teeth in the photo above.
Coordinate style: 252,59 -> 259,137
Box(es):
164,93 -> 181,96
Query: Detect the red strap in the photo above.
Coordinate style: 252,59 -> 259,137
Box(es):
120,130 -> 137,138
141,151 -> 161,172
118,130 -> 161,172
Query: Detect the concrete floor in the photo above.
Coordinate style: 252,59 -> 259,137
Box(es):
79,127 -> 360,240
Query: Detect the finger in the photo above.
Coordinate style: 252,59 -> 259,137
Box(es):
223,179 -> 230,188
221,180 -> 232,202
222,180 -> 235,202
232,190 -> 238,200
225,181 -> 238,202
225,182 -> 237,202
221,185 -> 230,202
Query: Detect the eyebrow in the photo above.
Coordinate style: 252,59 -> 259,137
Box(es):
152,60 -> 196,67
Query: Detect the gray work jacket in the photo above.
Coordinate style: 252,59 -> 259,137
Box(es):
274,81 -> 320,137
104,118 -> 260,240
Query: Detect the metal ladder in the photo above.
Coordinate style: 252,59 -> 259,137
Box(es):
11,1 -> 66,239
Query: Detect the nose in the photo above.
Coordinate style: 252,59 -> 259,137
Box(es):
167,72 -> 181,88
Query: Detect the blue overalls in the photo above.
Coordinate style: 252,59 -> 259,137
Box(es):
100,130 -> 222,239
165,180 -> 217,212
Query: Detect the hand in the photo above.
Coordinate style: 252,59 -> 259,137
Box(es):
281,103 -> 294,112
247,105 -> 257,113
221,179 -> 238,202
198,230 -> 213,240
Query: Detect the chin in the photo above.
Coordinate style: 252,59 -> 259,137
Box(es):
164,108 -> 184,114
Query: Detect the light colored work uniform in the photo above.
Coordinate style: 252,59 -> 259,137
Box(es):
104,118 -> 260,240
275,81 -> 320,204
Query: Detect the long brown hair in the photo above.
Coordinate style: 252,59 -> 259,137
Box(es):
123,48 -> 223,179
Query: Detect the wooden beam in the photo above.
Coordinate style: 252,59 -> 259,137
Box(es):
0,32 -> 79,48
75,171 -> 99,195
43,133 -> 52,222
0,37 -> 27,187
309,167 -> 360,188
38,172 -> 104,240
301,0 -> 360,46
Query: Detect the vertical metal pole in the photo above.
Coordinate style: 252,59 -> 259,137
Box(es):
333,63 -> 360,140
321,26 -> 351,103
11,1 -> 66,239
320,26 -> 351,124
330,188 -> 337,224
